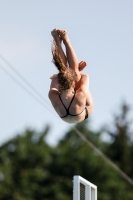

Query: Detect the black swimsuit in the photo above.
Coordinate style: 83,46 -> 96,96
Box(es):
59,91 -> 88,120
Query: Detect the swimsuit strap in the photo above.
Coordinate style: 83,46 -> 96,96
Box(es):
58,94 -> 68,117
68,107 -> 85,116
59,91 -> 76,118
59,91 -> 85,118
67,91 -> 76,110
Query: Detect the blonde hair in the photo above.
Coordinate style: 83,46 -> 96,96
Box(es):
51,41 -> 75,91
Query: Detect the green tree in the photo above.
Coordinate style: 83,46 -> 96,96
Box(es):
0,102 -> 133,200
49,119 -> 133,200
106,102 -> 133,177
0,125 -> 53,200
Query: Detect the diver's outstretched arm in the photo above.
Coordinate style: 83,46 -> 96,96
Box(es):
58,30 -> 80,78
51,29 -> 87,72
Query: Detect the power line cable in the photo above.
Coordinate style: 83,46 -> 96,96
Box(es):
73,127 -> 133,186
1,54 -> 133,187
0,64 -> 54,115
0,54 -> 50,107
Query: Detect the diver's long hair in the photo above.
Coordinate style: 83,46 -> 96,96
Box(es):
51,41 -> 75,91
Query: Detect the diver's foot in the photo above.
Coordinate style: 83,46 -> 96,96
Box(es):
79,61 -> 87,71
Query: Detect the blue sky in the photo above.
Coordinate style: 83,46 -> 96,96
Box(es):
0,0 -> 133,146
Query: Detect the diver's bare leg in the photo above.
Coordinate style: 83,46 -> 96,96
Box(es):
86,90 -> 93,116
51,29 -> 67,66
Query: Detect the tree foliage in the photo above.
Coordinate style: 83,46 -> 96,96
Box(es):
0,102 -> 133,200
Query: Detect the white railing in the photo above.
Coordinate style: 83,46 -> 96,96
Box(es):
73,176 -> 97,200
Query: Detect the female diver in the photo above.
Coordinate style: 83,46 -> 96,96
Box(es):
48,29 -> 93,124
